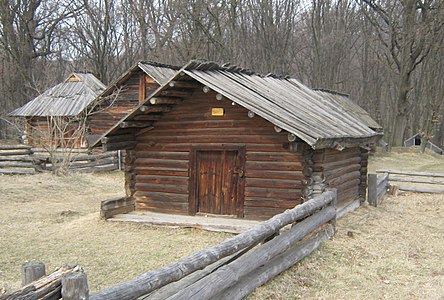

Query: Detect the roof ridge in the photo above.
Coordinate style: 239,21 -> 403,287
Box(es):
138,60 -> 181,70
183,59 -> 288,79
313,88 -> 349,97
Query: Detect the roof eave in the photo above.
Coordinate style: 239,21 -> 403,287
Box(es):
312,132 -> 384,150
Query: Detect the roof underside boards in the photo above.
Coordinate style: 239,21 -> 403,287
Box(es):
313,89 -> 382,130
138,62 -> 180,85
185,69 -> 380,148
9,74 -> 106,117
97,61 -> 180,99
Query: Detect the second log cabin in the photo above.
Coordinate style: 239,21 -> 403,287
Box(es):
94,60 -> 383,220
86,61 -> 179,146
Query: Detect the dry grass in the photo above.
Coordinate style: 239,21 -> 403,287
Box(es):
249,193 -> 444,299
0,150 -> 443,299
0,172 -> 232,293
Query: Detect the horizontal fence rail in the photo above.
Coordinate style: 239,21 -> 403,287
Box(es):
3,190 -> 337,300
91,190 -> 337,300
0,145 -> 122,174
368,169 -> 444,206
377,169 -> 444,194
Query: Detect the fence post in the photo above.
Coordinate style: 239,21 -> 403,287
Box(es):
368,173 -> 377,207
62,272 -> 89,300
22,261 -> 46,286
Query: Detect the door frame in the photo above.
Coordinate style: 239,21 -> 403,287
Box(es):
188,145 -> 246,217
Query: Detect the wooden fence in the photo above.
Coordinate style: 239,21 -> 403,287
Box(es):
367,172 -> 389,206
0,145 -> 122,174
368,169 -> 444,206
0,145 -> 43,175
377,169 -> 444,193
2,190 -> 337,300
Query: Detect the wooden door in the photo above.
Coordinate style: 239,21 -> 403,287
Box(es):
191,149 -> 244,216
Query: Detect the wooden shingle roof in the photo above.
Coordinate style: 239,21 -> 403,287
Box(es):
9,72 -> 106,117
181,61 -> 382,149
96,60 -> 382,150
313,89 -> 382,131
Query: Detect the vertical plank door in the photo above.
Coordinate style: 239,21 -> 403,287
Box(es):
196,150 -> 239,215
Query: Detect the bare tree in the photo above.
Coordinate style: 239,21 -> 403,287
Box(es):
358,0 -> 444,146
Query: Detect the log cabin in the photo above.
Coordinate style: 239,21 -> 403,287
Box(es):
9,72 -> 106,148
94,60 -> 383,220
86,61 -> 179,146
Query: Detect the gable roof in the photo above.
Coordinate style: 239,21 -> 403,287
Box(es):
95,60 -> 383,150
9,72 -> 106,117
98,61 -> 180,99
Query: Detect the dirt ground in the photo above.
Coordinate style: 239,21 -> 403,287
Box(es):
0,150 -> 443,299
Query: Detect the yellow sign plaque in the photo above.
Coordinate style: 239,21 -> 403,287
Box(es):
211,108 -> 224,116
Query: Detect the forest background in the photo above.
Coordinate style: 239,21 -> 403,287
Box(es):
0,0 -> 443,149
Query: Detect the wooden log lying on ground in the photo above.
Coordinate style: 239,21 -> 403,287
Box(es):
101,197 -> 135,219
167,206 -> 336,300
90,190 -> 336,300
214,225 -> 335,300
51,151 -> 117,162
31,148 -> 90,154
0,169 -> 35,175
1,265 -> 82,300
70,164 -> 117,173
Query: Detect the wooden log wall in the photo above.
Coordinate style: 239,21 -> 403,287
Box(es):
27,117 -> 85,148
88,71 -> 160,136
26,117 -> 49,148
313,147 -> 362,208
130,90 -> 305,219
359,148 -> 369,200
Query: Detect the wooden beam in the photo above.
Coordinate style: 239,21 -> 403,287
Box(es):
136,126 -> 155,136
0,169 -> 36,175
133,115 -> 163,121
397,185 -> 444,193
22,261 -> 46,286
0,145 -> 32,150
61,272 -> 89,300
368,173 -> 377,206
169,81 -> 201,89
103,141 -> 137,152
140,106 -> 171,113
376,169 -> 444,178
214,226 -> 334,300
389,175 -> 444,185
160,90 -> 192,97
149,97 -> 182,105
101,135 -> 135,144
168,206 -> 336,300
203,86 -> 211,93
120,121 -> 153,128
